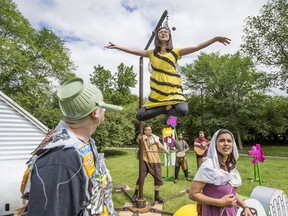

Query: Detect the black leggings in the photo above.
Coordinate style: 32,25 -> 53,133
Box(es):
136,102 -> 188,121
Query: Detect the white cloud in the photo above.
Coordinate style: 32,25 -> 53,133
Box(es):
14,0 -> 270,96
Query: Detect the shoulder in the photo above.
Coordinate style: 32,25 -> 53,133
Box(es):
172,48 -> 182,57
172,48 -> 181,53
201,158 -> 213,167
173,140 -> 179,145
193,159 -> 214,182
36,146 -> 81,171
197,159 -> 215,175
148,49 -> 155,57
152,134 -> 159,139
152,134 -> 160,142
153,134 -> 160,140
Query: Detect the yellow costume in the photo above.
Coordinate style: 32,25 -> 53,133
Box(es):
144,48 -> 186,108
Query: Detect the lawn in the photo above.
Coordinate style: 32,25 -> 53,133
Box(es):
103,147 -> 288,214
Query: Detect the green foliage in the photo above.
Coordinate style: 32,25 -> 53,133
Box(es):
1,0 -> 287,147
180,52 -> 271,145
137,52 -> 287,146
90,63 -> 137,105
241,0 -> 288,92
114,63 -> 137,97
90,65 -> 114,95
0,0 -> 76,128
90,64 -> 139,151
245,95 -> 288,143
92,102 -> 139,152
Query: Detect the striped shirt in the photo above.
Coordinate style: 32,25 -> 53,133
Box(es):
144,48 -> 186,108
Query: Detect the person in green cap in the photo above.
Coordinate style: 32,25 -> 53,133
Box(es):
19,78 -> 122,216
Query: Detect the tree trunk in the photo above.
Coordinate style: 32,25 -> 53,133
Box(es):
237,130 -> 243,150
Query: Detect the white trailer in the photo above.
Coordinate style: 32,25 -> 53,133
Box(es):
0,91 -> 48,216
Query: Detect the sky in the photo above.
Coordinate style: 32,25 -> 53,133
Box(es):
13,0 -> 275,96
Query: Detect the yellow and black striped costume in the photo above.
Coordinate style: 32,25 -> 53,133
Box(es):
144,48 -> 186,108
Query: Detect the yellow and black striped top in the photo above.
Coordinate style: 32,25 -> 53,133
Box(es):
143,48 -> 186,108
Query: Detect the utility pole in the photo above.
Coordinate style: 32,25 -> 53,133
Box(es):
136,10 -> 168,209
198,80 -> 205,132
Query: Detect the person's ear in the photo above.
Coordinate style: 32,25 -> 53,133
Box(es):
90,108 -> 100,119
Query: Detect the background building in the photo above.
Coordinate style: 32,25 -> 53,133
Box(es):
0,91 -> 48,215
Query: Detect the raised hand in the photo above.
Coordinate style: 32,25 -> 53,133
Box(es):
104,42 -> 117,49
215,37 -> 231,46
137,134 -> 143,141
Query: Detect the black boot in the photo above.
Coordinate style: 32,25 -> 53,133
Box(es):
154,190 -> 164,203
174,166 -> 180,183
184,169 -> 191,181
131,189 -> 138,203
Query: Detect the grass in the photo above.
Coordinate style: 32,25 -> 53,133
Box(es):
103,147 -> 288,214
238,145 -> 288,157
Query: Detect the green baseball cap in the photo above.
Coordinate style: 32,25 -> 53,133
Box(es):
57,78 -> 122,120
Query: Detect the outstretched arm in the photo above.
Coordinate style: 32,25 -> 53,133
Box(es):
180,36 -> 231,56
157,141 -> 169,154
104,42 -> 149,57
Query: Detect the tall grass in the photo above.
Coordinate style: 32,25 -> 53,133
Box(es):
104,147 -> 288,214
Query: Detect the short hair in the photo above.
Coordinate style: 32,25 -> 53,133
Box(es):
143,125 -> 151,132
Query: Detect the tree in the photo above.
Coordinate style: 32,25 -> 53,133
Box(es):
92,102 -> 138,152
111,63 -> 138,105
180,52 -> 270,148
90,63 -> 137,105
241,0 -> 288,92
90,65 -> 113,97
90,63 -> 139,150
253,95 -> 288,144
0,0 -> 76,128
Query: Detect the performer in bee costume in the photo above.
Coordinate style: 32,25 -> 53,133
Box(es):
18,78 -> 122,216
105,17 -> 231,121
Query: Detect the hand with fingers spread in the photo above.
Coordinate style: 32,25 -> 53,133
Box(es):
104,42 -> 117,49
214,36 -> 231,46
